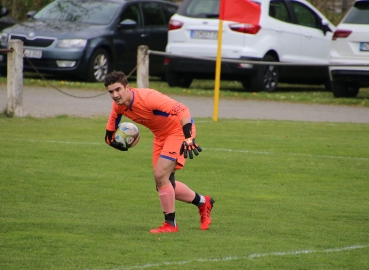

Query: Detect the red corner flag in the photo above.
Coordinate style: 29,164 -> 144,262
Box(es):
219,0 -> 261,24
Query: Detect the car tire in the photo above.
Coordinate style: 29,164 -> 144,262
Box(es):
324,79 -> 332,92
241,80 -> 252,91
331,81 -> 360,98
166,71 -> 193,88
250,54 -> 279,92
86,49 -> 111,82
0,67 -> 7,77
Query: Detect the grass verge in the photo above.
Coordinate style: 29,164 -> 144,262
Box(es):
1,75 -> 368,107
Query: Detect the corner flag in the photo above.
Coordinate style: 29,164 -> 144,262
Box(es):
213,0 -> 261,121
219,0 -> 261,25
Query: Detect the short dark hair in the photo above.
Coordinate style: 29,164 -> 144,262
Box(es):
104,71 -> 128,87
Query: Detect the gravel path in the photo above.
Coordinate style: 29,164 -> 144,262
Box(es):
1,86 -> 369,123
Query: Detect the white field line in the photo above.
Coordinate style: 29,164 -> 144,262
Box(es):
2,138 -> 368,161
86,244 -> 369,270
202,147 -> 369,161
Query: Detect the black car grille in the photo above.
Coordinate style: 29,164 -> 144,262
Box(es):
10,35 -> 55,48
24,58 -> 59,68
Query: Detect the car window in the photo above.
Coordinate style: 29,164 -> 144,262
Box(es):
33,0 -> 120,25
180,0 -> 220,18
141,2 -> 166,26
120,4 -> 142,26
342,1 -> 369,24
290,2 -> 320,29
162,4 -> 178,21
269,1 -> 290,23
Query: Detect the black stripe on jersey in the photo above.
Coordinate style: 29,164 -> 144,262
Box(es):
153,110 -> 169,117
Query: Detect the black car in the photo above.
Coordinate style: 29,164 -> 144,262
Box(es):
0,0 -> 178,82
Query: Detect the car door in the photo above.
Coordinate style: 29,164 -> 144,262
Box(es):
268,0 -> 302,63
289,1 -> 332,64
140,1 -> 172,76
114,3 -> 147,74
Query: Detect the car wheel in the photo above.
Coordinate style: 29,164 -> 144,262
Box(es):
166,71 -> 193,88
331,81 -> 360,98
241,80 -> 252,91
324,80 -> 332,92
250,54 -> 279,92
0,67 -> 7,77
86,49 -> 111,82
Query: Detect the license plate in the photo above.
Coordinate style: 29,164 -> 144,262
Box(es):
24,49 -> 42,59
191,30 -> 218,39
360,42 -> 369,51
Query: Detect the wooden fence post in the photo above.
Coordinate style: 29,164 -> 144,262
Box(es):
7,39 -> 23,117
137,45 -> 149,88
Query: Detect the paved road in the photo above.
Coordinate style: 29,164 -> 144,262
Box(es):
1,86 -> 369,123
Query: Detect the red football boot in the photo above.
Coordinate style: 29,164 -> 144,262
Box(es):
150,222 -> 178,234
198,196 -> 215,230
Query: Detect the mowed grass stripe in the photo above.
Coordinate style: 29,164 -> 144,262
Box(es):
0,137 -> 367,161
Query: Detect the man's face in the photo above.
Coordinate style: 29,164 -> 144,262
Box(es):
107,83 -> 130,106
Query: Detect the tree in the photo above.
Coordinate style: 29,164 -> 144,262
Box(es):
2,0 -> 52,20
2,0 -> 353,25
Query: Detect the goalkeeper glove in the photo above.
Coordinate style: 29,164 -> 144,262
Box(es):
180,123 -> 202,159
105,130 -> 128,152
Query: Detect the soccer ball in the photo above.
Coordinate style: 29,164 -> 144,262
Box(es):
114,122 -> 140,148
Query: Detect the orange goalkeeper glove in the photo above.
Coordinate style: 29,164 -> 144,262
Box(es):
180,123 -> 202,159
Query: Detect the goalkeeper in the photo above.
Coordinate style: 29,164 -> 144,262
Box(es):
104,71 -> 214,234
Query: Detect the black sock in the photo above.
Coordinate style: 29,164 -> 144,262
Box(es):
164,212 -> 176,227
191,193 -> 201,206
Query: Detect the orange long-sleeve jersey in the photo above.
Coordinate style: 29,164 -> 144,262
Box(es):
106,88 -> 193,138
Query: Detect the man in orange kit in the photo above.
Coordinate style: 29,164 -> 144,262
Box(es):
104,71 -> 214,234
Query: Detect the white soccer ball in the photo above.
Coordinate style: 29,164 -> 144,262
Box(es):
114,122 -> 140,148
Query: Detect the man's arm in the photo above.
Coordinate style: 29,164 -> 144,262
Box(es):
105,108 -> 127,151
180,117 -> 192,137
179,117 -> 202,159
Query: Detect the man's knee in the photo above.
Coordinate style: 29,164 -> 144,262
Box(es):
155,172 -> 176,191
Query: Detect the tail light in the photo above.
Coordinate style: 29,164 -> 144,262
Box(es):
332,30 -> 352,40
229,23 -> 261,34
168,20 -> 183,31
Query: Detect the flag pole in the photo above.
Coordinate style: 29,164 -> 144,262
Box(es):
214,0 -> 261,121
213,19 -> 223,122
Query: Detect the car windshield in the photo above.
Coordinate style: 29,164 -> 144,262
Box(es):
179,0 -> 220,18
33,0 -> 120,25
342,1 -> 369,24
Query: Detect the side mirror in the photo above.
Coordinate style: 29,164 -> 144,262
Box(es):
321,19 -> 332,35
0,6 -> 9,18
118,19 -> 137,29
321,19 -> 329,26
27,11 -> 37,18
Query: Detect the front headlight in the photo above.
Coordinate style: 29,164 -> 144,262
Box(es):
57,39 -> 87,48
0,32 -> 9,43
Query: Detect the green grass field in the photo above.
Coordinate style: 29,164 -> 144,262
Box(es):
1,116 -> 368,270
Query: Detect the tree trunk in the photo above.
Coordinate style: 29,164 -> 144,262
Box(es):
11,0 -> 18,19
342,0 -> 348,12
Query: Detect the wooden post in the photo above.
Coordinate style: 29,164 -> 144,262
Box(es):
136,45 -> 149,88
7,40 -> 23,117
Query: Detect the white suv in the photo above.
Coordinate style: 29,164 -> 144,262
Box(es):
329,0 -> 369,98
164,0 -> 335,92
